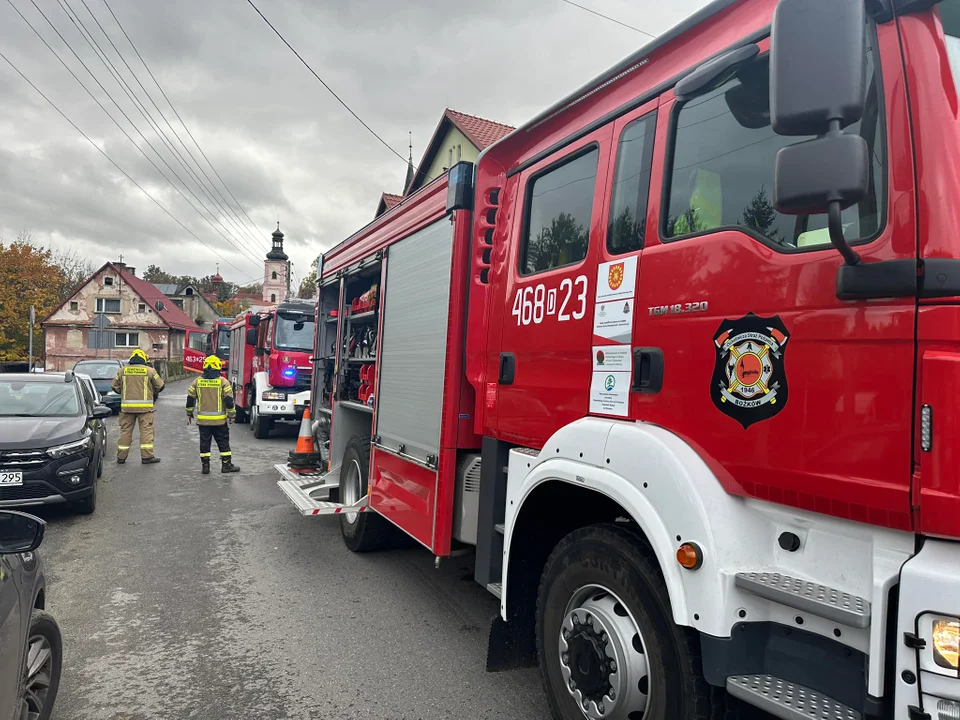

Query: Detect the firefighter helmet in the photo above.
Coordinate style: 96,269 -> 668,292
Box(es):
203,355 -> 223,371
129,349 -> 149,362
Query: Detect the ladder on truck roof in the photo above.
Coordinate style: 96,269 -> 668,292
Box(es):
275,463 -> 369,516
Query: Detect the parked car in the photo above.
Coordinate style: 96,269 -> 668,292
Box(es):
74,373 -> 108,467
72,359 -> 124,413
0,509 -> 62,720
0,372 -> 110,514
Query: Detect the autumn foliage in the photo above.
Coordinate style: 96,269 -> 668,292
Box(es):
0,240 -> 67,362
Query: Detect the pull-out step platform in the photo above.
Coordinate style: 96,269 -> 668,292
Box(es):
275,463 -> 369,516
735,571 -> 870,628
727,675 -> 861,720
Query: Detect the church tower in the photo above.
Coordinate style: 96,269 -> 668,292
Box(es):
263,223 -> 290,305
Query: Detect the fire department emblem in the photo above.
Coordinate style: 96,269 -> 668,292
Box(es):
608,262 -> 625,291
710,313 -> 790,429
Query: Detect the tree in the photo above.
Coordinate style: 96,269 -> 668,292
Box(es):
238,281 -> 263,294
741,186 -> 780,242
142,264 -> 180,284
525,212 -> 588,274
297,269 -> 317,299
0,238 -> 67,361
49,246 -> 96,301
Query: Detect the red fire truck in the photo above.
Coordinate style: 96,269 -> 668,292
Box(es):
278,0 -> 960,718
229,300 -> 316,438
184,318 -> 233,374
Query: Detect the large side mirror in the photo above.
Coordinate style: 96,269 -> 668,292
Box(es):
92,405 -> 112,419
770,0 -> 869,266
245,328 -> 258,347
0,510 -> 45,554
248,315 -> 261,328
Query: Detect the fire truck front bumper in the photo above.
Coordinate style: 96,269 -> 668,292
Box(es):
259,389 -> 311,420
896,538 -> 960,719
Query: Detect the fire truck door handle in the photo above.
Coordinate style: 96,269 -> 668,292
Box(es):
498,353 -> 516,385
632,348 -> 664,394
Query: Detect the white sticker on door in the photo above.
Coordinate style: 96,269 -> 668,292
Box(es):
596,256 -> 638,303
590,371 -> 631,417
593,299 -> 634,345
593,345 -> 631,372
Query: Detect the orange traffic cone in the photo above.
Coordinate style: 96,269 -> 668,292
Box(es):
294,409 -> 314,454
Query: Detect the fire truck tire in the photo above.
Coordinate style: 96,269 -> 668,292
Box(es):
339,435 -> 393,553
537,523 -> 731,720
251,402 -> 273,439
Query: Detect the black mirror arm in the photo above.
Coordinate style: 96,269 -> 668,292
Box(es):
828,201 -> 860,266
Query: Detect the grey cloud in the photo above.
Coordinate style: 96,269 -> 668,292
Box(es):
1,0 -> 708,284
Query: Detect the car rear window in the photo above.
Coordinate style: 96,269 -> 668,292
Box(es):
74,362 -> 120,379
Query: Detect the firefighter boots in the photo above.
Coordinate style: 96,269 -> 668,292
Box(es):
201,458 -> 210,475
221,460 -> 240,474
142,457 -> 161,465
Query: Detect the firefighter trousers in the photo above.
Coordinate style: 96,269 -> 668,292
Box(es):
199,424 -> 231,461
117,411 -> 155,460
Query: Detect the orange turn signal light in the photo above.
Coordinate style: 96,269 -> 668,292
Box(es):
677,542 -> 703,571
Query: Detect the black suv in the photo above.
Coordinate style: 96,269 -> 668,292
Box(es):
73,359 -> 124,413
0,372 -> 111,514
0,510 -> 62,720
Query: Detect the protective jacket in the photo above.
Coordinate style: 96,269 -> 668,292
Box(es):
112,358 -> 164,413
186,369 -> 236,426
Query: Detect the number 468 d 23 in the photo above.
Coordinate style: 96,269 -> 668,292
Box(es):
512,275 -> 588,326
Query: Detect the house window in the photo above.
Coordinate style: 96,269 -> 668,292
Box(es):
271,271 -> 278,280
173,299 -> 184,309
69,301 -> 79,311
185,287 -> 194,296
138,303 -> 146,313
519,147 -> 599,275
270,293 -> 276,303
95,298 -> 121,314
104,277 -> 114,286
114,332 -> 140,347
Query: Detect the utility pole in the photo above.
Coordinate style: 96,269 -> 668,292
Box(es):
28,305 -> 35,371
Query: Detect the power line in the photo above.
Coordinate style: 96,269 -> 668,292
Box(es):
245,0 -> 408,166
75,0 -> 264,251
59,0 -> 265,258
0,48 -> 260,281
558,0 -> 657,38
7,0 -> 264,270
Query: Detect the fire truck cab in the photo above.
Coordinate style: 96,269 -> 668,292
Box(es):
279,1 -> 960,718
230,300 -> 315,437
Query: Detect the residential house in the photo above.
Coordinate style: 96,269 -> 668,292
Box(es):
374,109 -> 513,219
152,280 -> 220,329
42,262 -> 201,371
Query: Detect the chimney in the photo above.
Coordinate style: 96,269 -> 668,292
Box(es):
127,267 -> 136,276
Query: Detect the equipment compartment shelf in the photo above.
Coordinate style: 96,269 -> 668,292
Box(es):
339,400 -> 373,414
347,309 -> 377,323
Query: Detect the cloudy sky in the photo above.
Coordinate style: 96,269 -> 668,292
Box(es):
0,0 -> 708,289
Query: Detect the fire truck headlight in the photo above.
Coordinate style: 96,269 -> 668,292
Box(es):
933,618 -> 960,670
262,391 -> 287,401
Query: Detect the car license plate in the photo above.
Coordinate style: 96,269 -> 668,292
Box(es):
0,472 -> 23,486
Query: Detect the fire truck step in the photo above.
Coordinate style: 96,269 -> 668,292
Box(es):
735,572 -> 870,628
487,583 -> 502,599
726,675 -> 861,720
494,523 -> 505,535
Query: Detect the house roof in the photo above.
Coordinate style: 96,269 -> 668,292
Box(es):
115,266 -> 201,331
405,109 -> 514,194
375,192 -> 403,218
152,283 -> 179,296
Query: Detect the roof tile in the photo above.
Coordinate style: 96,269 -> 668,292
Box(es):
445,109 -> 514,150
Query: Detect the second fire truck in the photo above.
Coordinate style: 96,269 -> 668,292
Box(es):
277,0 -> 960,718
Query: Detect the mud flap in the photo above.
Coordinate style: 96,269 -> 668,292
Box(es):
486,614 -> 537,672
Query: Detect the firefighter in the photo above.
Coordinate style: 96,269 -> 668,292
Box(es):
112,349 -> 164,464
185,355 -> 240,474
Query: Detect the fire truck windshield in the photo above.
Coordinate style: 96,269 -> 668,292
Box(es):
217,331 -> 231,352
273,315 -> 314,352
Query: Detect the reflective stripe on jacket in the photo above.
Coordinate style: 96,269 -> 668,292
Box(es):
186,376 -> 235,426
112,365 -> 164,413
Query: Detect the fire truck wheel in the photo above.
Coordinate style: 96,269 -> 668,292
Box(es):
339,435 -> 393,553
538,523 -> 722,720
251,401 -> 272,439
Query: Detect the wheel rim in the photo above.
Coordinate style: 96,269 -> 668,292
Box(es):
22,633 -> 53,720
558,585 -> 650,720
341,458 -> 362,524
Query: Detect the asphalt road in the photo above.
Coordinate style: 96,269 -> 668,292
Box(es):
33,379 -> 773,720
37,379 -> 548,720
